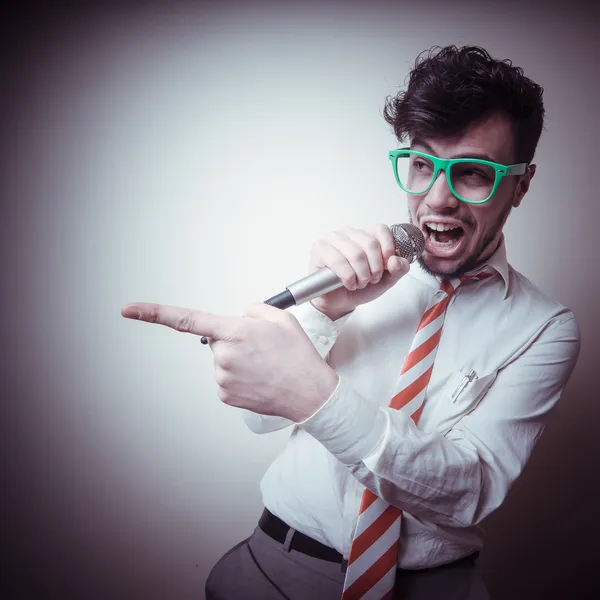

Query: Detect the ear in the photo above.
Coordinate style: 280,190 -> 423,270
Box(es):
512,164 -> 536,208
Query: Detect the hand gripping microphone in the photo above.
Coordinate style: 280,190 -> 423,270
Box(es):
200,223 -> 424,344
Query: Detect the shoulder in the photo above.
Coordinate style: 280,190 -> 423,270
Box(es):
506,264 -> 580,342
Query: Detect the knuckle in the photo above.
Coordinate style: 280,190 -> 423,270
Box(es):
323,231 -> 339,244
309,239 -> 322,255
349,248 -> 366,264
234,322 -> 249,341
366,223 -> 386,237
217,388 -> 233,405
321,235 -> 342,254
332,261 -> 356,283
175,311 -> 195,333
365,237 -> 380,253
215,346 -> 235,370
369,222 -> 392,240
224,322 -> 246,343
309,240 -> 328,266
214,367 -> 231,387
329,230 -> 351,245
311,236 -> 334,252
147,307 -> 160,324
343,276 -> 358,290
375,223 -> 390,236
381,230 -> 397,254
326,256 -> 349,276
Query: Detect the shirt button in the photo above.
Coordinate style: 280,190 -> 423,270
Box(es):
318,335 -> 329,345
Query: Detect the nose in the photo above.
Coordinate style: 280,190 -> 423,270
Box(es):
424,169 -> 459,211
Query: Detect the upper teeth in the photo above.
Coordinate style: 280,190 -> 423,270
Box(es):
425,222 -> 460,232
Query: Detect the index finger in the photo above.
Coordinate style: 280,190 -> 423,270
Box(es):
366,224 -> 397,261
121,302 -> 237,340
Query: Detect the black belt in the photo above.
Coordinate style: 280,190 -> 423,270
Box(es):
258,508 -> 479,572
259,508 -> 344,563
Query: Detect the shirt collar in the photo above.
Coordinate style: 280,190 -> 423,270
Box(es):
483,235 -> 510,299
408,235 -> 510,299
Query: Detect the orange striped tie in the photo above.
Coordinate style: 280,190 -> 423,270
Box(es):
341,272 -> 492,600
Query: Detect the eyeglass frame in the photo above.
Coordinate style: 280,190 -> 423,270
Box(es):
388,147 -> 529,204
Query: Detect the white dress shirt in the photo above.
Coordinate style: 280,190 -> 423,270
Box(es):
241,238 -> 581,569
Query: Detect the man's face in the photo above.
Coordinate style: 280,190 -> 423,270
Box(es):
407,113 -> 534,277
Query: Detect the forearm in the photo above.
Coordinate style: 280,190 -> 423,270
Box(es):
299,315 -> 580,527
299,377 -> 485,527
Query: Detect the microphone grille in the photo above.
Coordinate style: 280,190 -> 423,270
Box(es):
390,223 -> 425,264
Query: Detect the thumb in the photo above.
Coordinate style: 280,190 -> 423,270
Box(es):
378,255 -> 410,290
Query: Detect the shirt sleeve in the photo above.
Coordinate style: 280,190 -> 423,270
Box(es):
239,302 -> 352,434
299,313 -> 581,527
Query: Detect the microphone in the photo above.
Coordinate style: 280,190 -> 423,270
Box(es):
200,223 -> 424,344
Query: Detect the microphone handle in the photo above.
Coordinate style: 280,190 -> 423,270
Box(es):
200,269 -> 341,344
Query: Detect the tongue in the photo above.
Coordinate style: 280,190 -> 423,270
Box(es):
436,229 -> 461,243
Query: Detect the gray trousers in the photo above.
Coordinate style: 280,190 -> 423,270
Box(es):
205,525 -> 491,600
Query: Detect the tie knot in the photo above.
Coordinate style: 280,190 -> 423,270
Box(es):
440,270 -> 493,295
460,270 -> 494,285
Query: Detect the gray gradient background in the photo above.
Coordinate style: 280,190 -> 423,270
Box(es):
2,1 -> 599,598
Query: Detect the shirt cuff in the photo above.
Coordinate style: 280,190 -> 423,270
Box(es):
298,375 -> 388,465
291,302 -> 352,358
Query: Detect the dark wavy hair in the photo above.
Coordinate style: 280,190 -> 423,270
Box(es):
383,45 -> 545,163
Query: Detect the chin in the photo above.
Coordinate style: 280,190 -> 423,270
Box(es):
418,254 -> 467,278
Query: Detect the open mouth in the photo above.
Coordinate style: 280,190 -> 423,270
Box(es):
422,222 -> 466,256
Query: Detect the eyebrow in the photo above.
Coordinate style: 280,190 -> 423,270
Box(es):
410,138 -> 500,164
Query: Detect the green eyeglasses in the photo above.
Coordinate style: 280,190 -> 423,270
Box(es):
388,148 -> 528,204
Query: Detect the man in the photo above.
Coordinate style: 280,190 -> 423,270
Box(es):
122,46 -> 581,599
